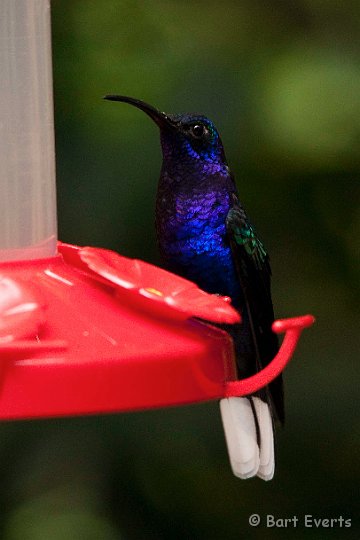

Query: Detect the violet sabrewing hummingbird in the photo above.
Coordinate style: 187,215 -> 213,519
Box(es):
104,95 -> 283,480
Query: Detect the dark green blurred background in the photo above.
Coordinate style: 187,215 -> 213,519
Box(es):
1,1 -> 359,538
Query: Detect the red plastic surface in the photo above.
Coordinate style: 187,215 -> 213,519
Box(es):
0,243 -> 314,420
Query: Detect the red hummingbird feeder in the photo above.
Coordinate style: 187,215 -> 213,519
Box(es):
0,1 -> 314,431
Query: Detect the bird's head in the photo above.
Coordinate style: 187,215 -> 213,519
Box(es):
104,95 -> 228,170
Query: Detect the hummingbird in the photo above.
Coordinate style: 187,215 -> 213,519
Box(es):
104,95 -> 283,480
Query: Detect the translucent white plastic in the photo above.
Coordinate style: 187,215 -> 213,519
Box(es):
0,0 -> 57,261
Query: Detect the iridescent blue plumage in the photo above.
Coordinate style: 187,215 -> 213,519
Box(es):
104,95 -> 284,479
155,115 -> 239,297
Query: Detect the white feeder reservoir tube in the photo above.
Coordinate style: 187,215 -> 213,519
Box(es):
0,0 -> 57,262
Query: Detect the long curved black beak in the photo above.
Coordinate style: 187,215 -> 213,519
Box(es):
103,95 -> 176,130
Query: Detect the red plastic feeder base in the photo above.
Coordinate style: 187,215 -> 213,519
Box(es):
0,243 -> 314,421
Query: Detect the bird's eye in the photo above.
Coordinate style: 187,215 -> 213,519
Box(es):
190,123 -> 207,138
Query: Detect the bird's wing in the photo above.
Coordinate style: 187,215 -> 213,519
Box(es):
226,195 -> 284,424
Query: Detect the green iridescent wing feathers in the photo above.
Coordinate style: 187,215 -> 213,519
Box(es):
229,212 -> 269,273
226,201 -> 272,301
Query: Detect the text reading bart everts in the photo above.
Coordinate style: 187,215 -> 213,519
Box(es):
248,514 -> 351,528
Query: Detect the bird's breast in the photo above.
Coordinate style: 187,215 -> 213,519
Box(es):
157,188 -> 229,250
156,187 -> 241,299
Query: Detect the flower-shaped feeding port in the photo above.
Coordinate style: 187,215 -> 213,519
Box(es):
58,242 -> 240,324
0,276 -> 46,342
0,274 -> 67,362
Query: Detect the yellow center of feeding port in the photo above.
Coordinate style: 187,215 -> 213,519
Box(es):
144,287 -> 163,297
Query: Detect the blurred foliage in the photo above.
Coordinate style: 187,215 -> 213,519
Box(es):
1,1 -> 359,539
